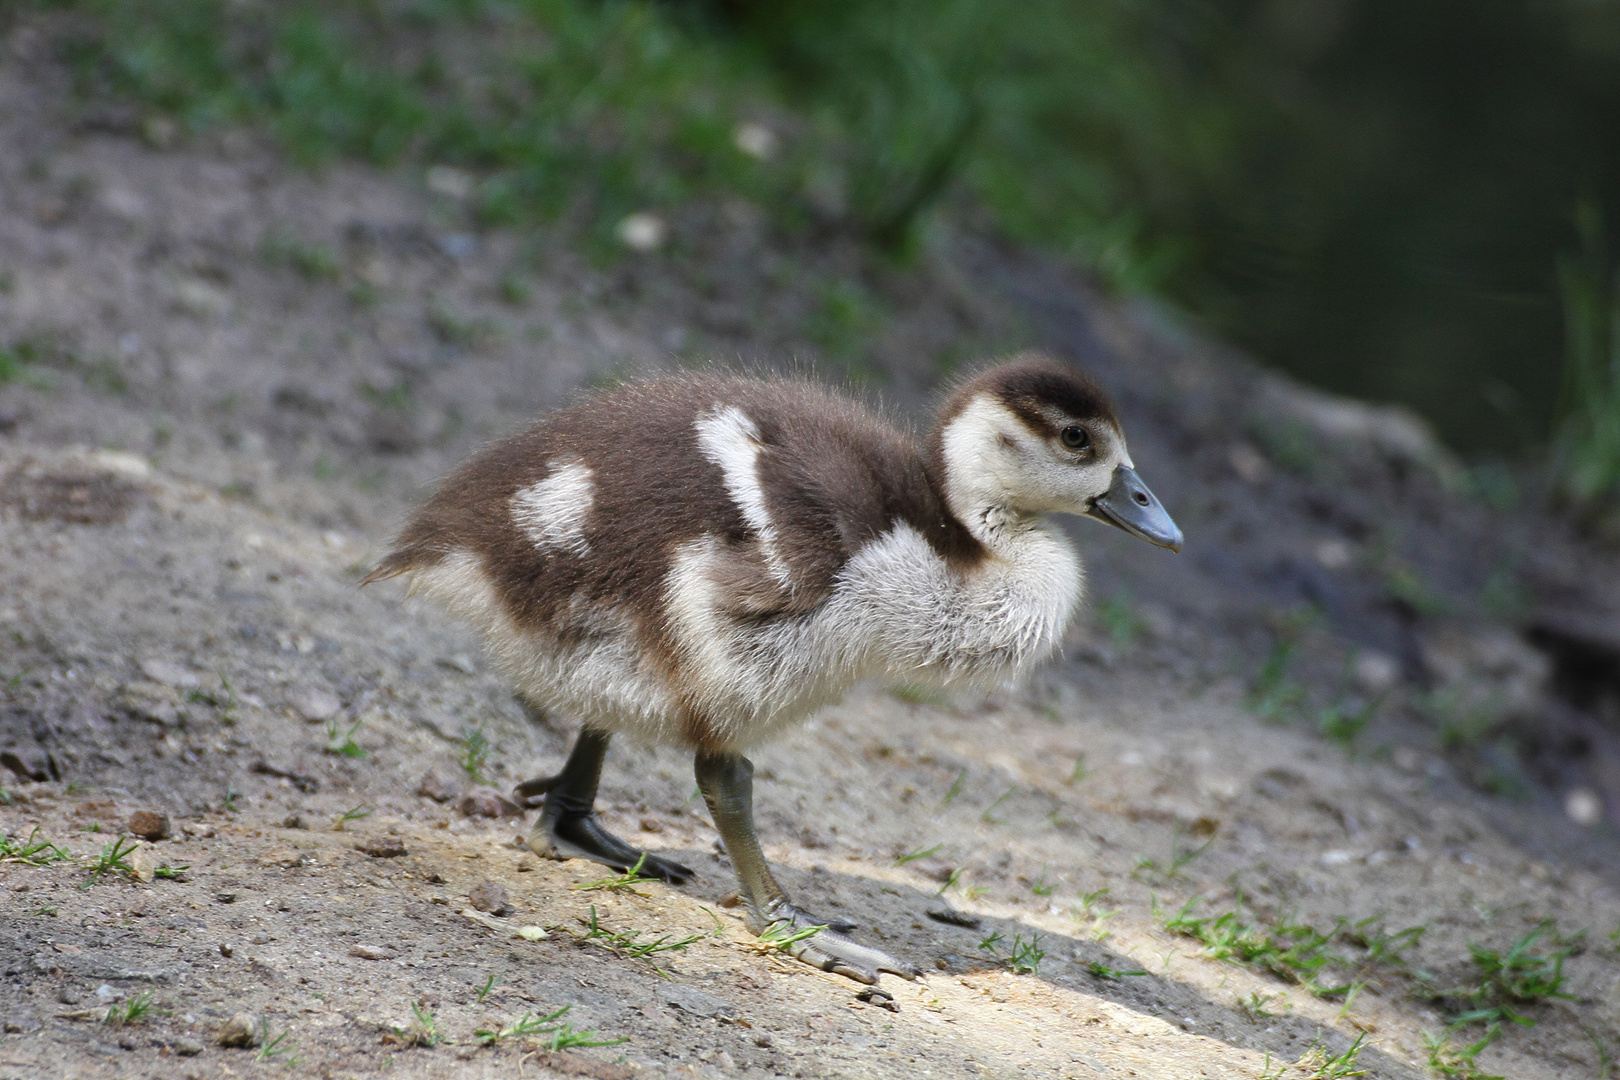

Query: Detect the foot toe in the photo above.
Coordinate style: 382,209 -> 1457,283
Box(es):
636,852 -> 695,885
770,921 -> 920,984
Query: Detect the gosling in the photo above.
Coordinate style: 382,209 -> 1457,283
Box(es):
365,354 -> 1182,984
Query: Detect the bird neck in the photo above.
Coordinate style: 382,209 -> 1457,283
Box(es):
924,424 -> 1041,560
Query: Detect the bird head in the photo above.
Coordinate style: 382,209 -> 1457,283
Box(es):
933,355 -> 1182,552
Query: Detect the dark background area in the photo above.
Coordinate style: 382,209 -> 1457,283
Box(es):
31,0 -> 1620,461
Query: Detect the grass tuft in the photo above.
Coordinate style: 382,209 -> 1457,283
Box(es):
460,724 -> 493,785
581,905 -> 703,974
474,1005 -> 623,1050
103,990 -> 159,1027
1,826 -> 73,866
84,834 -> 140,886
978,929 -> 1045,975
1435,922 -> 1576,1028
324,715 -> 367,758
1296,1032 -> 1369,1079
572,854 -> 656,895
331,804 -> 372,831
1159,895 -> 1350,997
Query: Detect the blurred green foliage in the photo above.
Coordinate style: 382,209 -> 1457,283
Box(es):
41,0 -> 1620,453
1554,202 -> 1620,510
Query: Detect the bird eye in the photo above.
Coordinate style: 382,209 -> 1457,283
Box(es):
1059,426 -> 1091,452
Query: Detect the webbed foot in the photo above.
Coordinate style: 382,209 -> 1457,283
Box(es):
526,804 -> 694,885
754,903 -> 921,985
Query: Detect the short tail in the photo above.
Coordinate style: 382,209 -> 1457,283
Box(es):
359,549 -> 423,587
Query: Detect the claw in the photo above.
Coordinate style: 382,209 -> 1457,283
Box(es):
757,904 -> 920,984
528,810 -> 694,885
512,774 -> 560,808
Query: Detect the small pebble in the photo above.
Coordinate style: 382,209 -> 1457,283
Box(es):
219,943 -> 233,958
214,892 -> 237,904
616,211 -> 666,253
281,814 -> 306,830
1566,787 -> 1604,827
349,944 -> 398,961
639,816 -> 664,833
468,880 -> 513,917
457,790 -> 522,819
217,1013 -> 259,1048
416,770 -> 459,804
356,835 -> 407,858
174,1036 -> 204,1057
128,846 -> 156,884
285,685 -> 342,723
58,985 -> 81,1005
128,809 -> 171,841
139,658 -> 200,689
753,1033 -> 773,1048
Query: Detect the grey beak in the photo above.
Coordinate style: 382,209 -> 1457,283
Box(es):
1085,466 -> 1183,552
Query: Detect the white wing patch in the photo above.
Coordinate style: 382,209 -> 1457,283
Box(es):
510,458 -> 595,557
693,405 -> 791,587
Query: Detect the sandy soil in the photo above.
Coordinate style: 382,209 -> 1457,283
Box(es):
4,18 -> 1620,1080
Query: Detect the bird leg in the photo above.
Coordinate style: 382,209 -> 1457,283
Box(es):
694,750 -> 921,985
518,728 -> 693,884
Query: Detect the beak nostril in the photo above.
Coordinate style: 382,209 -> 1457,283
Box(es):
1133,492 -> 1149,506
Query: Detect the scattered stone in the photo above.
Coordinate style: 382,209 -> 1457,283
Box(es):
856,987 -> 900,1012
216,1013 -> 259,1048
468,880 -> 512,917
285,685 -> 342,723
172,277 -> 232,320
753,1033 -> 773,1048
660,984 -> 737,1019
214,892 -> 237,904
356,835 -> 407,858
639,816 -> 664,833
348,944 -> 398,961
0,747 -> 53,783
139,658 -> 201,689
128,846 -> 156,884
1354,651 -> 1401,696
457,790 -> 523,819
182,822 -> 216,838
425,165 -> 473,200
128,809 -> 171,841
58,985 -> 81,1005
1567,787 -> 1605,827
734,121 -> 778,160
219,943 -> 233,958
616,211 -> 666,253
174,1036 -> 204,1057
281,814 -> 307,830
249,760 -> 320,792
926,908 -> 981,929
456,906 -> 548,939
416,770 -> 459,803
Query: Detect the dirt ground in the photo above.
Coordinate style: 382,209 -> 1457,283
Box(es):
5,19 -> 1620,1080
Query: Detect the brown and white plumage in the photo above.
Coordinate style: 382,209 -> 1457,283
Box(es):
366,353 -> 1181,984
